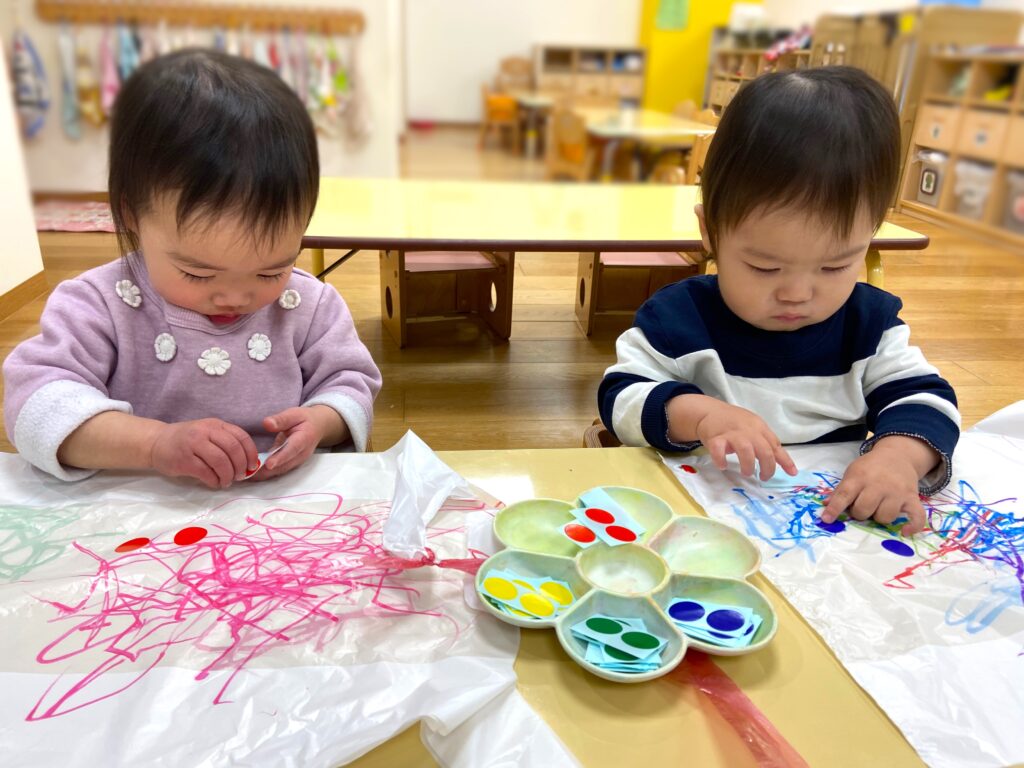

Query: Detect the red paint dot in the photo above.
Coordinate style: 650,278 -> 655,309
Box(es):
115,537 -> 150,553
606,525 -> 637,542
680,465 -> 698,474
584,508 -> 614,524
244,459 -> 262,478
173,526 -> 208,546
565,523 -> 596,543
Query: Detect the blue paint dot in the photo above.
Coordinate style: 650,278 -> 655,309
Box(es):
669,600 -> 705,622
816,519 -> 846,533
767,495 -> 775,500
744,624 -> 754,636
881,539 -> 914,557
708,630 -> 734,639
707,609 -> 745,632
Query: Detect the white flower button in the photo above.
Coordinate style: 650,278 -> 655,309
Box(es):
154,332 -> 177,362
115,279 -> 142,308
278,289 -> 301,310
198,347 -> 231,376
247,332 -> 272,362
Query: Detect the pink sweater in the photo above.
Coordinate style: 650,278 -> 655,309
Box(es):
3,255 -> 381,480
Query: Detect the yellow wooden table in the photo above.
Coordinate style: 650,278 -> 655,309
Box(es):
303,178 -> 929,289
352,447 -> 924,767
574,107 -> 716,181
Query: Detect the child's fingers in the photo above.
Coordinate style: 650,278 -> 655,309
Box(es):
873,497 -> 904,526
900,497 -> 928,536
822,480 -> 858,522
849,487 -> 883,521
186,456 -> 222,489
222,423 -> 259,470
208,428 -> 251,480
707,438 -> 730,471
733,439 -> 756,477
194,442 -> 235,488
754,437 -> 776,481
773,443 -> 798,476
263,407 -> 308,434
265,439 -> 302,472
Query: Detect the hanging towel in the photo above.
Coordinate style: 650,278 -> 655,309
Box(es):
57,23 -> 81,140
117,20 -> 140,81
12,28 -> 50,139
100,26 -> 120,116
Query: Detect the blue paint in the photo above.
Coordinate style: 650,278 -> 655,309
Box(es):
816,519 -> 847,533
881,539 -> 914,557
668,600 -> 704,622
707,608 -> 745,632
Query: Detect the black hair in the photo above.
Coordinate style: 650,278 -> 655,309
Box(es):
108,48 -> 319,255
700,66 -> 900,252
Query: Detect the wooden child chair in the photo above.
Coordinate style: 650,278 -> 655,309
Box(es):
686,109 -> 719,184
479,85 -> 521,150
379,250 -> 515,348
582,417 -> 622,448
545,106 -> 596,181
574,250 -> 705,336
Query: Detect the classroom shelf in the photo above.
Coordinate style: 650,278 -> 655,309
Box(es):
898,51 -> 1024,251
534,44 -> 646,105
706,48 -> 810,113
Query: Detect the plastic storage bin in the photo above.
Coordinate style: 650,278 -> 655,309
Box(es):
953,160 -> 995,220
916,150 -> 947,206
1005,170 -> 1024,235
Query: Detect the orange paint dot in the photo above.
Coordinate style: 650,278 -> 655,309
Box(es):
565,523 -> 596,543
115,537 -> 150,553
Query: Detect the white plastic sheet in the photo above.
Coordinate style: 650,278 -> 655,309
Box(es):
663,412 -> 1024,768
0,433 -> 577,767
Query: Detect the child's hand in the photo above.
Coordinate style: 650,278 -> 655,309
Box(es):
690,399 -> 797,481
822,437 -> 935,535
150,418 -> 259,489
254,407 -> 327,480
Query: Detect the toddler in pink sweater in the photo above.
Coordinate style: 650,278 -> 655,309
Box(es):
4,49 -> 381,487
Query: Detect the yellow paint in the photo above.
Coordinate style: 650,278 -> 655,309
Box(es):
538,581 -> 575,606
638,0 -> 759,113
520,593 -> 556,617
482,576 -> 517,601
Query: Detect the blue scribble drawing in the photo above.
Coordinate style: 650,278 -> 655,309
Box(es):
726,475 -> 1024,633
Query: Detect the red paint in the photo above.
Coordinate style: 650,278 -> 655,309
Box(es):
565,523 -> 597,543
173,526 -> 208,546
606,525 -> 637,542
244,459 -> 262,478
114,537 -> 150,553
27,493 -> 491,721
680,465 -> 698,474
584,508 -> 614,524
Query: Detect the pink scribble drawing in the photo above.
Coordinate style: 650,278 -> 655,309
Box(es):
28,493 -> 488,721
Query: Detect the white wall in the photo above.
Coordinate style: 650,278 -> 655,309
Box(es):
0,38 -> 45,294
404,0 -> 641,123
0,0 -> 401,193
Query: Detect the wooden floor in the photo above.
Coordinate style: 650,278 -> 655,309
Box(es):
2,126 -> 1022,454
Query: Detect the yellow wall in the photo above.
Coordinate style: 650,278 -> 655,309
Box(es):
640,0 -> 755,112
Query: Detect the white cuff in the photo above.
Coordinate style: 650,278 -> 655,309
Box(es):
13,380 -> 133,481
303,392 -> 371,452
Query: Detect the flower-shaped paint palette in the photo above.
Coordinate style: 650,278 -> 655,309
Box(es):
476,486 -> 778,683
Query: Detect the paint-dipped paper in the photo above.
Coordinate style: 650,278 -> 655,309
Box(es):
662,414 -> 1024,768
0,439 -> 579,768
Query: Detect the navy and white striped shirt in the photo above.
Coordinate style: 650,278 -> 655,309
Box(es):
598,275 -> 960,494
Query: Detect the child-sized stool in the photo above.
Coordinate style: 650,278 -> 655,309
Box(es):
574,251 -> 704,336
379,250 -> 515,347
